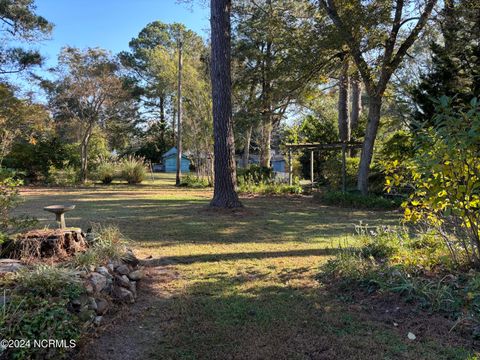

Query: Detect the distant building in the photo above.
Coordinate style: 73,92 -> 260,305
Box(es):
271,155 -> 286,173
236,152 -> 286,173
162,147 -> 190,173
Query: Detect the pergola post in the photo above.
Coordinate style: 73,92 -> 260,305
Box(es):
288,149 -> 293,186
310,150 -> 314,188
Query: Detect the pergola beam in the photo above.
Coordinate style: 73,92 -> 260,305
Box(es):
285,142 -> 363,150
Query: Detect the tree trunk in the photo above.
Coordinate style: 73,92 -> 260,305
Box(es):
209,0 -> 242,208
160,96 -> 165,125
260,27 -> 273,168
350,71 -> 361,131
338,60 -> 350,142
259,117 -> 272,167
176,42 -> 183,186
243,124 -> 252,168
80,136 -> 90,184
349,71 -> 361,157
172,95 -> 176,144
357,96 -> 382,195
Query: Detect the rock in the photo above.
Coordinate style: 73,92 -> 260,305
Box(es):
128,270 -> 144,281
129,281 -> 137,299
115,264 -> 131,276
0,259 -> 25,274
84,281 -> 94,295
116,275 -> 130,288
96,266 -> 112,278
407,332 -> 416,341
96,298 -> 109,315
107,262 -> 115,272
93,316 -> 103,326
89,272 -> 107,293
122,249 -> 140,266
78,306 -> 95,322
113,286 -> 135,303
88,297 -> 98,311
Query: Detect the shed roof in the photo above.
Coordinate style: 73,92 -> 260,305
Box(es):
162,147 -> 178,158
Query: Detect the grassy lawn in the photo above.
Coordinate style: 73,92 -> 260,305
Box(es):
15,173 -> 477,359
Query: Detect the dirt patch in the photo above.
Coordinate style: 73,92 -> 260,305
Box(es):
325,285 -> 480,352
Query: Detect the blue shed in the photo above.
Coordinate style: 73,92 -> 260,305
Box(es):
271,155 -> 286,173
162,147 -> 190,173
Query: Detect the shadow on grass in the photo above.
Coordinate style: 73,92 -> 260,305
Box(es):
142,248 -> 340,266
75,265 -> 475,360
16,193 -> 401,245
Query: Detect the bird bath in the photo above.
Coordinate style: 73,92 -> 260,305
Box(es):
44,205 -> 76,229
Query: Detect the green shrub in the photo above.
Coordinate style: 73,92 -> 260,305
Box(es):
0,294 -> 82,359
322,156 -> 360,189
385,97 -> 480,267
237,179 -> 302,195
379,130 -> 415,163
0,175 -> 35,239
237,165 -> 274,185
119,156 -> 147,184
317,190 -> 402,210
1,265 -> 83,358
180,175 -> 211,188
0,177 -> 22,232
47,164 -> 79,186
93,161 -> 116,184
317,227 -> 474,318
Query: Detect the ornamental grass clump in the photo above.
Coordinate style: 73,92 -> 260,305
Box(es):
119,156 -> 147,185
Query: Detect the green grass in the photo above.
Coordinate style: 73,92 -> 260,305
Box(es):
13,173 -> 478,359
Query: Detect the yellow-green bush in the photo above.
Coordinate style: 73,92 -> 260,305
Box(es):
385,97 -> 480,267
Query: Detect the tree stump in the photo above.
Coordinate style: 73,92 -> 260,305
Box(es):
1,228 -> 88,261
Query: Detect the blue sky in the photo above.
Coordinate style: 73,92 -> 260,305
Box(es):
33,0 -> 210,68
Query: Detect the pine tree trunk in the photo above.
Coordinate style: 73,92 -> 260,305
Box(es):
176,42 -> 183,186
209,0 -> 242,208
159,96 -> 166,145
357,96 -> 382,195
243,125 -> 252,168
259,117 -> 272,167
172,95 -> 176,144
160,96 -> 165,125
338,61 -> 350,143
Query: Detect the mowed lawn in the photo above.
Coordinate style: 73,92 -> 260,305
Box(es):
15,174 -> 476,359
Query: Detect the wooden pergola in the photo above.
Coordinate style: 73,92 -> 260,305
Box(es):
285,141 -> 363,192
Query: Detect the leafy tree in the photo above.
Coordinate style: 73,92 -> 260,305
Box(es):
44,47 -> 136,183
319,0 -> 438,194
0,0 -> 52,75
0,83 -> 50,166
120,22 -> 205,142
131,121 -> 173,164
386,98 -> 480,267
284,94 -> 339,181
232,0 -> 335,167
210,0 -> 242,208
411,0 -> 480,124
